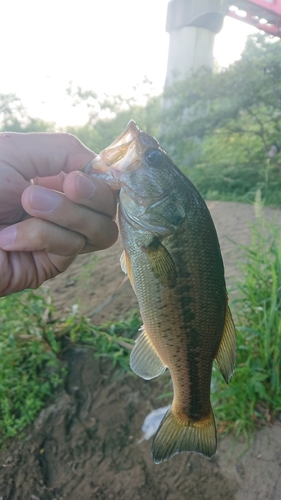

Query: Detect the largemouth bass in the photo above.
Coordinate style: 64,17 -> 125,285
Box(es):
84,120 -> 236,463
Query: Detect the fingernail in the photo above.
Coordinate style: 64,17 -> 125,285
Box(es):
76,172 -> 96,198
30,186 -> 62,212
0,226 -> 17,248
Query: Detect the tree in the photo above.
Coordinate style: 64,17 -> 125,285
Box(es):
66,79 -> 162,152
0,93 -> 29,130
0,93 -> 55,133
160,33 -> 281,204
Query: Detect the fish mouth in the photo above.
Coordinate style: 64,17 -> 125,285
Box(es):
83,121 -> 160,178
101,120 -> 140,171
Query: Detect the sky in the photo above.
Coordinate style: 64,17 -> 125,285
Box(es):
1,0 -> 257,127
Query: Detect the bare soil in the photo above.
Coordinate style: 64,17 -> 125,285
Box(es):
1,201 -> 281,500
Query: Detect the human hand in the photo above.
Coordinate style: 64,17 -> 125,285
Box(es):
0,132 -> 118,296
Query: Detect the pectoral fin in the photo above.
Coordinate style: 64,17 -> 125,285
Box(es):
130,326 -> 167,380
120,250 -> 136,293
215,305 -> 236,383
142,238 -> 177,288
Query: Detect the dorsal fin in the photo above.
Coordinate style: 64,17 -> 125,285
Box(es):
215,305 -> 236,383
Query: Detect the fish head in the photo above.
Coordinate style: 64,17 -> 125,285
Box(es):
84,121 -> 191,234
83,120 -> 176,200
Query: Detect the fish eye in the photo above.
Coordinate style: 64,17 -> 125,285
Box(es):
145,149 -> 164,168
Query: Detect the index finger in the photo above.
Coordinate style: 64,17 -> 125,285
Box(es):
0,132 -> 96,181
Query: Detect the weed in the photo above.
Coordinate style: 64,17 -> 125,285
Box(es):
0,289 -> 63,442
0,289 -> 140,445
2,210 -> 281,446
58,307 -> 140,374
212,215 -> 281,438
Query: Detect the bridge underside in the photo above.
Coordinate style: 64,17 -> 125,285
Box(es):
165,0 -> 281,87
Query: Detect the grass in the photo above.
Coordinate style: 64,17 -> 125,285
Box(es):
212,212 -> 281,439
0,289 -> 140,445
0,289 -> 63,442
1,205 -> 281,446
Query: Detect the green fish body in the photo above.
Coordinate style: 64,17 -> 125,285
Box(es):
85,121 -> 236,463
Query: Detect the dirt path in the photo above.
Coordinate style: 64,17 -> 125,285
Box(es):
0,201 -> 281,500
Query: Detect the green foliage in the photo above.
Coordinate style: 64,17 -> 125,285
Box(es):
56,306 -> 139,374
2,34 -> 281,206
212,215 -> 281,438
20,117 -> 55,132
0,93 -> 29,130
0,290 -> 63,442
0,92 -> 55,132
161,33 -> 281,205
1,216 -> 281,446
66,79 -> 161,152
66,37 -> 281,205
0,289 -> 140,445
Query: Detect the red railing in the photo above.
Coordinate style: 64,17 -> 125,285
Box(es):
226,0 -> 281,36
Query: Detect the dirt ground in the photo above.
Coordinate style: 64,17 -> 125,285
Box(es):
1,201 -> 281,500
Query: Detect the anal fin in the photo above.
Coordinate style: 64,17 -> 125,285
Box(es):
130,326 -> 167,380
215,305 -> 236,383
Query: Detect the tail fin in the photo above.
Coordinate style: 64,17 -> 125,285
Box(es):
151,407 -> 217,464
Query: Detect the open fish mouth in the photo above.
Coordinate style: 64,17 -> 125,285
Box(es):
101,120 -> 138,170
83,120 -> 160,177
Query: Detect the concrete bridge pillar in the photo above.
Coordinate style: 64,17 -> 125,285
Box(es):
165,0 -> 226,87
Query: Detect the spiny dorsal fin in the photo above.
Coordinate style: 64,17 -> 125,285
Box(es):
215,305 -> 236,384
130,326 -> 167,380
142,237 -> 177,288
152,407 -> 217,463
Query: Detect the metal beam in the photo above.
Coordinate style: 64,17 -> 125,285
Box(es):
226,0 -> 281,37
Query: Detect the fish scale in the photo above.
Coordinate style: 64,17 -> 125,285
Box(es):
84,120 -> 236,463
